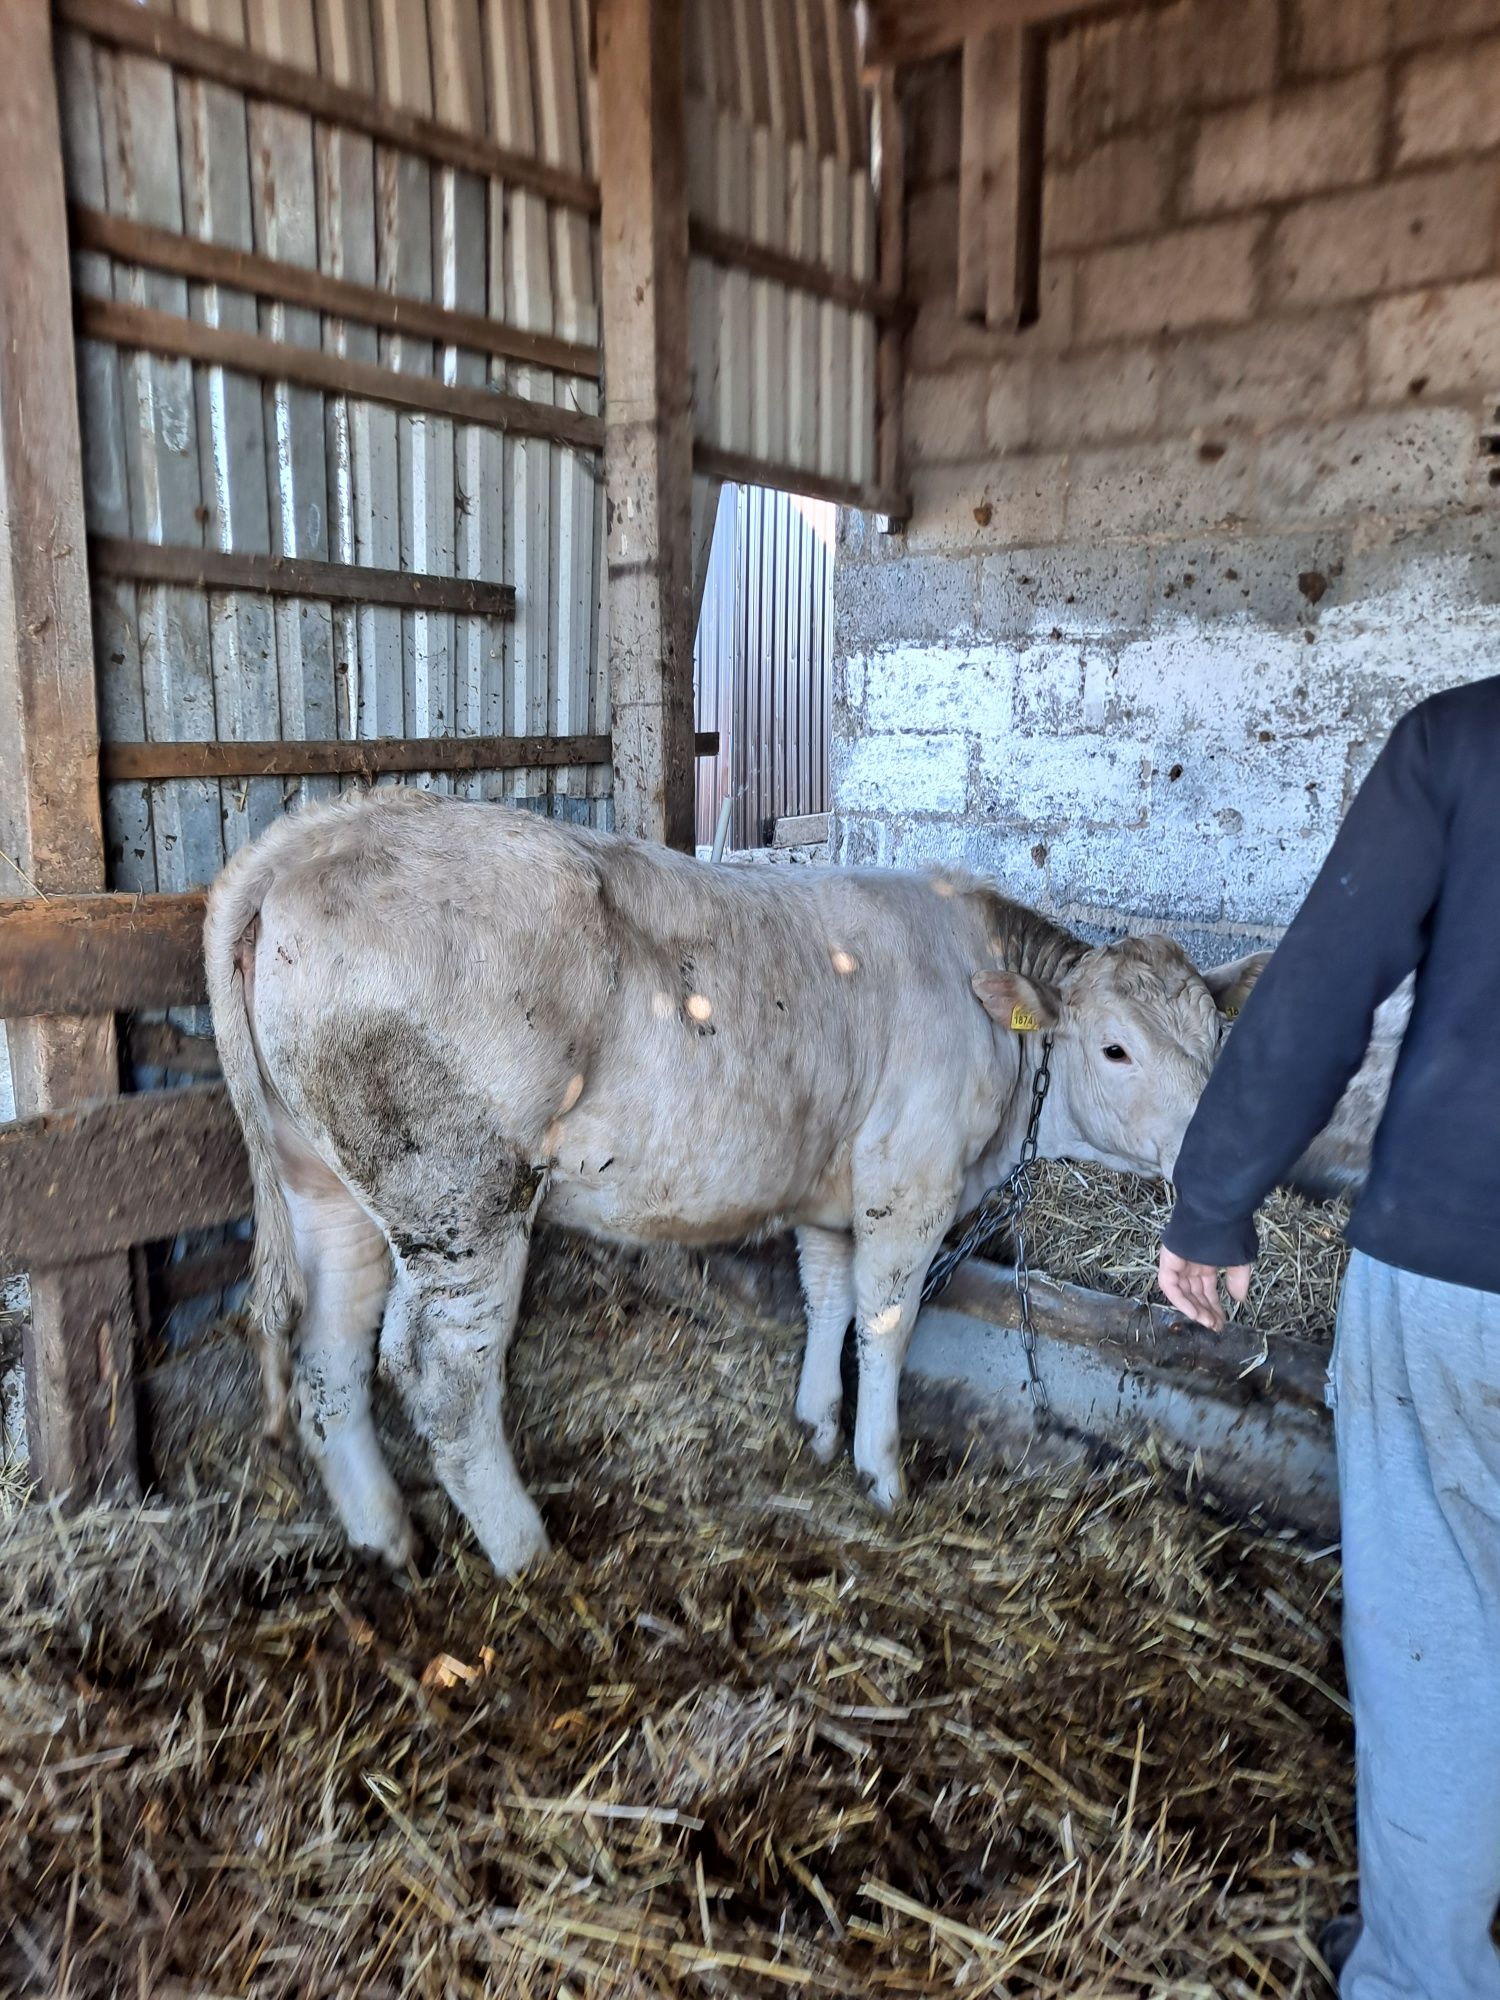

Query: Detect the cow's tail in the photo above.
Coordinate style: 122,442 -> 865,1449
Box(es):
204,847 -> 304,1444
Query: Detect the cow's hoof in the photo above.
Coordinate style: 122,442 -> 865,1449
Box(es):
797,1412 -> 843,1464
858,1464 -> 907,1514
477,1503 -> 552,1579
350,1509 -> 419,1577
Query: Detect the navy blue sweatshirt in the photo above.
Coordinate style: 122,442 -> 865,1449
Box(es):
1166,674 -> 1500,1298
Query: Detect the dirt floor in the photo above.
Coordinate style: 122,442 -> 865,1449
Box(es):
0,1239 -> 1352,1999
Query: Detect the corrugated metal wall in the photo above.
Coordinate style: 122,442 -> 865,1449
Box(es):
685,0 -> 879,499
694,485 -> 835,851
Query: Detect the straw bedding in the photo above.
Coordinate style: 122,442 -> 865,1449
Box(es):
0,1228 -> 1352,1999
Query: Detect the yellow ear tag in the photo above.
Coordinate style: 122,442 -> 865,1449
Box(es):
1010,1006 -> 1042,1033
1221,1006 -> 1240,1022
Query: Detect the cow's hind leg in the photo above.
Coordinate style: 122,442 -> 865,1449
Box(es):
795,1226 -> 854,1462
283,1174 -> 412,1569
380,1178 -> 549,1578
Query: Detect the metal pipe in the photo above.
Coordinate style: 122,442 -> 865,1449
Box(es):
709,794 -> 733,864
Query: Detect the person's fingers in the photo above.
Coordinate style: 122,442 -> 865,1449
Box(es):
1157,1251 -> 1224,1332
1225,1264 -> 1253,1305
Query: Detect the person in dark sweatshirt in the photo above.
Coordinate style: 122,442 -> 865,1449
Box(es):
1158,674 -> 1500,2000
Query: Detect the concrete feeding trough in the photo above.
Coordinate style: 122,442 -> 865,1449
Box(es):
905,1258 -> 1338,1541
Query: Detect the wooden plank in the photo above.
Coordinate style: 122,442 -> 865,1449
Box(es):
76,296 -> 606,449
985,23 -> 1048,330
956,30 -> 1001,321
153,1239 -> 251,1311
687,216 -> 904,322
0,1085 -> 252,1277
56,0 -> 602,213
874,69 -> 906,519
71,205 -> 602,378
0,0 -> 139,1498
861,0 -> 1121,68
0,895 -> 209,1017
125,1017 -> 221,1077
771,811 -> 829,847
100,730 -> 721,780
693,441 -> 909,520
89,537 -> 516,616
597,0 -> 697,851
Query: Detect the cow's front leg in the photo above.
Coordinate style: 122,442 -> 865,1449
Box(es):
795,1226 -> 854,1462
851,1201 -> 955,1511
381,1211 -> 549,1578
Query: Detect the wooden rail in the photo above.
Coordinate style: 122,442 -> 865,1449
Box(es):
56,0 -> 601,215
70,207 -> 602,381
693,442 -> 910,523
101,731 -> 719,783
77,299 -> 605,452
0,1084 -> 251,1276
0,893 -> 209,1016
688,219 -> 906,323
90,539 -> 517,617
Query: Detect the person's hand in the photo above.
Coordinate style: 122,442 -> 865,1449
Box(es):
1156,1247 -> 1252,1332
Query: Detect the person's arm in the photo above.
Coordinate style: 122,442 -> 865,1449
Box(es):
1161,703 -> 1450,1319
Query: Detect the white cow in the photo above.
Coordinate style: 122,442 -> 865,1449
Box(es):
207,790 -> 1250,1575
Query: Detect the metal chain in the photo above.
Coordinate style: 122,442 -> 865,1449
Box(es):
921,1033 -> 1054,1426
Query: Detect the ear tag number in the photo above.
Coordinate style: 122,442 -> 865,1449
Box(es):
1221,1006 -> 1240,1021
1010,1006 -> 1042,1033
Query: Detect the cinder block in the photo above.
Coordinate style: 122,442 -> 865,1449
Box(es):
905,366 -> 994,465
834,731 -> 971,816
979,543 -> 1154,639
986,360 -> 1035,452
1077,221 -> 1262,342
1289,0 -> 1393,73
1343,513 -> 1500,616
1062,11 -> 1158,154
1028,346 -> 1162,447
861,645 -> 1014,737
1394,0 -> 1500,46
1188,71 -> 1385,213
1257,408 -> 1476,523
905,455 -> 1069,554
835,553 -> 978,653
1368,277 -> 1500,398
1149,532 -> 1352,627
1218,837 -> 1328,928
977,733 -> 1152,830
1146,731 -> 1346,845
1151,0 -> 1279,112
1396,37 -> 1500,161
906,182 -> 960,295
1270,166 -> 1497,307
908,260 -> 1077,373
1160,315 -> 1366,429
1009,639 -> 1089,736
1040,825 -> 1230,924
1066,437 -> 1256,540
1042,133 -> 1173,252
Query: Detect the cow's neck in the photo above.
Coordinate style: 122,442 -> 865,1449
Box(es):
972,890 -> 1086,990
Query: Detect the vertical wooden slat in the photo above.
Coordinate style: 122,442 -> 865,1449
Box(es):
986,23 -> 1048,332
597,0 -> 695,850
874,67 -> 905,519
956,30 -> 998,323
0,0 -> 139,1498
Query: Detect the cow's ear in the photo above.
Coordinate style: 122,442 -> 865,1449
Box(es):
972,969 -> 1060,1034
1202,950 -> 1271,1021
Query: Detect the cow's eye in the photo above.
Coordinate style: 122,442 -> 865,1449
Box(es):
1102,1044 -> 1131,1064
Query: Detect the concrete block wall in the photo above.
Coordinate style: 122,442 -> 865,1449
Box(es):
833,0 -> 1500,960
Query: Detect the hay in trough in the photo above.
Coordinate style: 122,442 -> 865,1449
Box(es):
1,1243 -> 1352,1998
1023,1164 -> 1351,1345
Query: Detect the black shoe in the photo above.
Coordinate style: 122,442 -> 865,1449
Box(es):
1317,1913 -> 1362,1986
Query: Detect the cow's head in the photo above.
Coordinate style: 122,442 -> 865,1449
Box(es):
973,940 -> 1264,1180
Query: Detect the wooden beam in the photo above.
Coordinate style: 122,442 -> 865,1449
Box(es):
90,538 -> 517,618
687,217 -> 906,321
861,0 -> 1123,69
597,0 -> 697,850
56,0 -> 601,215
77,299 -> 605,452
70,206 -> 600,379
0,0 -> 139,1498
874,69 -> 908,523
100,732 -> 720,782
0,1085 -> 252,1278
0,894 -> 209,1017
987,25 -> 1048,330
692,441 -> 910,520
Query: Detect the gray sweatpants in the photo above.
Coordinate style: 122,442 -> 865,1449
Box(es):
1335,1250 -> 1500,1999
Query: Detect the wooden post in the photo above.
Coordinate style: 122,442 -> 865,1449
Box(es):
0,0 -> 139,1497
956,23 -> 1047,332
874,68 -> 906,529
596,0 -> 697,850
